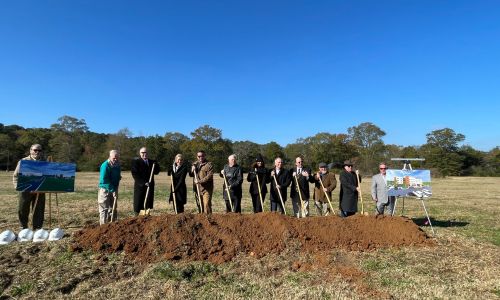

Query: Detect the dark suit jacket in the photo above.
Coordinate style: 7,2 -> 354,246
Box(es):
268,168 -> 291,203
289,167 -> 315,200
339,170 -> 360,212
168,162 -> 188,204
131,158 -> 160,211
247,167 -> 268,195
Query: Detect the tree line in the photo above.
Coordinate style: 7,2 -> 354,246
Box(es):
1,115 -> 498,176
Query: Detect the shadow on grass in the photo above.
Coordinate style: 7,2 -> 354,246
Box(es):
412,217 -> 469,228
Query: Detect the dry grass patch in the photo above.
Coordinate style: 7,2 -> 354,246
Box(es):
0,172 -> 499,299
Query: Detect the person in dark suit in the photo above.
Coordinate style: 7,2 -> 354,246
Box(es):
168,154 -> 188,213
246,155 -> 268,213
131,147 -> 160,215
290,156 -> 315,218
220,154 -> 243,213
268,157 -> 291,214
339,160 -> 361,217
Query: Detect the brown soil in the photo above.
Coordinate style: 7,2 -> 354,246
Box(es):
71,213 -> 434,264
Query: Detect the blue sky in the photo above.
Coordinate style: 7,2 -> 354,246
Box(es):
1,1 -> 499,150
20,160 -> 76,176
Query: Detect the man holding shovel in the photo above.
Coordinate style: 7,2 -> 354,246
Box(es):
339,160 -> 361,217
220,154 -> 243,213
269,157 -> 291,214
290,156 -> 315,218
313,162 -> 337,216
98,150 -> 121,224
131,147 -> 160,216
189,150 -> 214,214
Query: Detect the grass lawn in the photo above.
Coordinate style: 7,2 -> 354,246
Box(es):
0,172 -> 499,299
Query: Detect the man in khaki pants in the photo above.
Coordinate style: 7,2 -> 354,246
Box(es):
12,144 -> 46,229
98,150 -> 121,224
190,150 -> 214,214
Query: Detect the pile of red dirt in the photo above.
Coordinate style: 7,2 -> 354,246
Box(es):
71,213 -> 434,264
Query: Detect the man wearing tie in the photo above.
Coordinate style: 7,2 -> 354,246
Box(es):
290,156 -> 315,217
131,147 -> 160,216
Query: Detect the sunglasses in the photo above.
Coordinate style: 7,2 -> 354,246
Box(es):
380,167 -> 387,170
32,149 -> 42,152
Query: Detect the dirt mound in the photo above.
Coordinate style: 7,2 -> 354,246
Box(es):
71,213 -> 434,264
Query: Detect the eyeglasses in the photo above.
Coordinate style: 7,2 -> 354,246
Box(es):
32,149 -> 42,152
380,167 -> 387,170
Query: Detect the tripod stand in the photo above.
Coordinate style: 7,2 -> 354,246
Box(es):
391,158 -> 435,235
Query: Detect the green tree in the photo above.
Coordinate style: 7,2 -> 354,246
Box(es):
106,128 -> 135,170
347,122 -> 386,173
422,128 -> 465,176
180,125 -> 233,171
163,132 -> 189,166
262,141 -> 285,166
49,116 -> 89,162
232,141 -> 262,171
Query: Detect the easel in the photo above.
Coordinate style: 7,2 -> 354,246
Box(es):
391,158 -> 435,235
46,156 -> 61,229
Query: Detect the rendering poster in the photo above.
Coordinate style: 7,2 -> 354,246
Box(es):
385,169 -> 432,198
16,160 -> 76,192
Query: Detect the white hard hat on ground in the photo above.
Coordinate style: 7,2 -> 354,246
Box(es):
48,228 -> 64,241
18,228 -> 34,242
0,230 -> 16,245
33,229 -> 49,242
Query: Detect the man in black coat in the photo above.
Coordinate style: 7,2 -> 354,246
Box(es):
268,157 -> 291,214
220,154 -> 243,213
339,160 -> 361,217
131,147 -> 160,215
168,154 -> 188,213
247,155 -> 268,213
290,156 -> 315,218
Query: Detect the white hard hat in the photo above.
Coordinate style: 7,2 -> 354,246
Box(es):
18,228 -> 34,242
0,230 -> 16,245
33,229 -> 49,243
48,228 -> 64,241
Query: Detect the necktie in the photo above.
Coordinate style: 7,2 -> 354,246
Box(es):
145,159 -> 148,166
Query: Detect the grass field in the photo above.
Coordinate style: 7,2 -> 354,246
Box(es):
0,172 -> 499,299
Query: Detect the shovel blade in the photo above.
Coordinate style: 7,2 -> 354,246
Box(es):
139,209 -> 151,216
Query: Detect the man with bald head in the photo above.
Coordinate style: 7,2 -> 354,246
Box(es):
13,144 -> 46,229
98,150 -> 122,224
131,147 -> 160,216
220,154 -> 243,213
269,157 -> 291,214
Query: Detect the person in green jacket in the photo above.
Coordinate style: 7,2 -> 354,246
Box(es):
98,150 -> 121,224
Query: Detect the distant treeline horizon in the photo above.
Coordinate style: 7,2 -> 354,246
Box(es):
1,115 -> 498,177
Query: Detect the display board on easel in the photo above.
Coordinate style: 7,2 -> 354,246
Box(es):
16,159 -> 76,229
388,158 -> 435,235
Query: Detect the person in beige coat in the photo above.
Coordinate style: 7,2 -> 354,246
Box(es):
189,150 -> 214,214
313,162 -> 337,216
